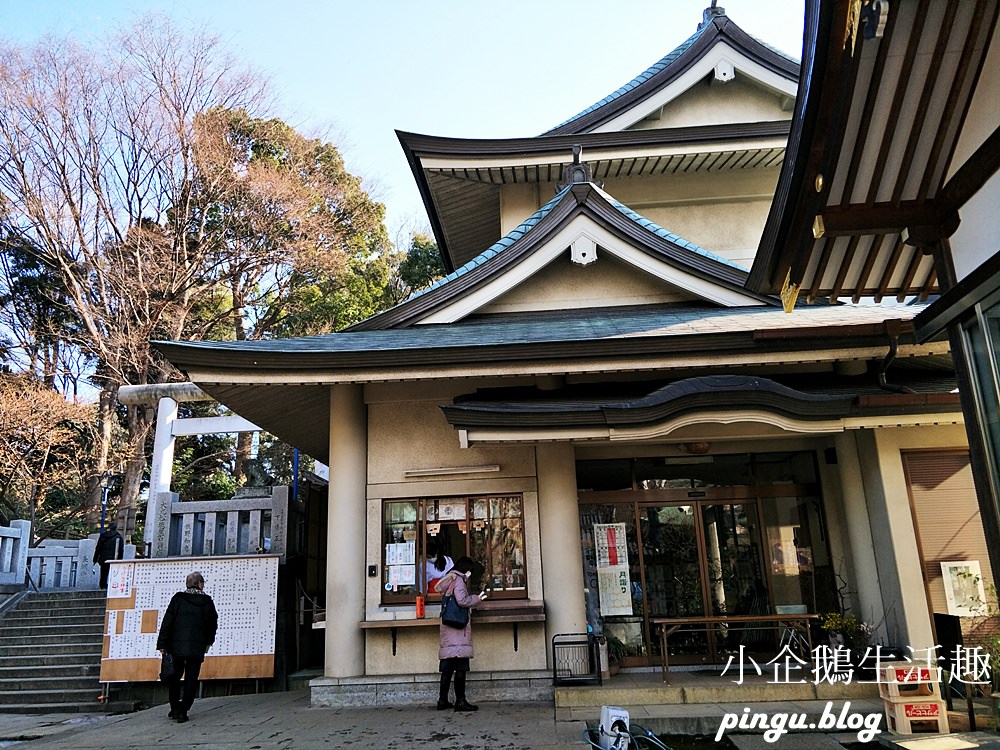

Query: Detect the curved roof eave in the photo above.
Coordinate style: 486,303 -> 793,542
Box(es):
442,375 -> 853,429
440,373 -> 960,432
397,122 -> 792,273
543,13 -> 801,136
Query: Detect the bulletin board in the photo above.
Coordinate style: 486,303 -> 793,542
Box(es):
99,555 -> 280,683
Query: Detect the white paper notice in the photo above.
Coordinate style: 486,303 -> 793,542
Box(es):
594,523 -> 632,616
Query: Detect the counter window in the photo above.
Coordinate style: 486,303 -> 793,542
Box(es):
380,494 -> 526,604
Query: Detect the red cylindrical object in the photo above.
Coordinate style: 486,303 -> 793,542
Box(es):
415,595 -> 425,619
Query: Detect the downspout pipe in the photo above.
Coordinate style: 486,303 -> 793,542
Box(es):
877,320 -> 916,394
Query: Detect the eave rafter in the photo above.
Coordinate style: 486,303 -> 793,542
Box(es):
751,0 -> 1000,306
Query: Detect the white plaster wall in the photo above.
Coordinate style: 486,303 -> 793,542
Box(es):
948,20 -> 998,171
951,169 -> 1000,281
946,21 -> 999,282
364,383 -> 549,673
501,183 -> 541,236
364,623 -> 548,675
628,77 -> 793,130
638,199 -> 771,268
367,399 -> 535,486
477,253 -> 693,314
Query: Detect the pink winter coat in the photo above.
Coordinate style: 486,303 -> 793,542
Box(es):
437,570 -> 483,659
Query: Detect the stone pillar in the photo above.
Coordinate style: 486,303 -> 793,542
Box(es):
535,442 -> 587,660
145,397 -> 179,550
855,429 -> 934,650
833,432 -> 887,629
2,520 -> 30,586
325,384 -> 367,678
149,492 -> 178,558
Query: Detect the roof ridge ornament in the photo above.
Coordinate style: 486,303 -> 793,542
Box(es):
845,0 -> 889,54
699,1 -> 726,31
556,144 -> 603,193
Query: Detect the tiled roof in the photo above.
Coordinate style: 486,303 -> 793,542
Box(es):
158,301 -> 926,360
544,13 -> 800,135
407,185 -> 571,301
545,25 -> 706,134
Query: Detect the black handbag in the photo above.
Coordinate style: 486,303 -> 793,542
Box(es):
440,594 -> 469,629
159,652 -> 175,681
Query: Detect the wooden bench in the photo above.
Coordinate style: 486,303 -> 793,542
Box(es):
359,600 -> 545,655
650,613 -> 818,682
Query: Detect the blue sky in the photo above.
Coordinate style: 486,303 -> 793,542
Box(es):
0,1 -> 805,243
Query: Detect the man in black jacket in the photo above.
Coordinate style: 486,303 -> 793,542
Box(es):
92,522 -> 124,589
156,571 -> 218,723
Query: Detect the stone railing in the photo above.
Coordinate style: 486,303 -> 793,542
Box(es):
0,520 -> 136,591
0,520 -> 30,587
147,486 -> 289,560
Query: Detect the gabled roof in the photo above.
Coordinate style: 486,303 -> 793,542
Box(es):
748,0 -> 998,307
347,181 -> 775,331
543,6 -> 800,136
399,122 -> 792,272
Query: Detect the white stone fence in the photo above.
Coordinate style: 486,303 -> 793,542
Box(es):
0,520 -> 30,587
0,520 -> 136,590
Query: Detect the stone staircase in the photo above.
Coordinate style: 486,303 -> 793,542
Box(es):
0,590 -> 107,713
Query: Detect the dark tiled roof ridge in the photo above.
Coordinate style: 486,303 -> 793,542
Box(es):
543,12 -> 801,135
544,23 -> 707,135
405,185 -> 572,303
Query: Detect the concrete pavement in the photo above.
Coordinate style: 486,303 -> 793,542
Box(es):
0,689 -> 587,749
3,688 -> 999,749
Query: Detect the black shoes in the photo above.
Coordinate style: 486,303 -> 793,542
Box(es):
436,700 -> 453,710
175,713 -> 189,723
167,710 -> 177,720
454,700 -> 478,712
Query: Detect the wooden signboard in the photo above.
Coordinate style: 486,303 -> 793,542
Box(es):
99,555 -> 280,683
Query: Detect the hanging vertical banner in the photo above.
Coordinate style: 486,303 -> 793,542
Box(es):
594,523 -> 632,615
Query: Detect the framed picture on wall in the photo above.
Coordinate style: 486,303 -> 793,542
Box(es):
940,560 -> 987,616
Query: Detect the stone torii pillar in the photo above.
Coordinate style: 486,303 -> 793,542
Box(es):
117,383 -> 261,553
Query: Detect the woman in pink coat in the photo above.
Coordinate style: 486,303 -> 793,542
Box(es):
436,555 -> 487,711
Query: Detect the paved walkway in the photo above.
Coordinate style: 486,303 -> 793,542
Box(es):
1,690 -> 585,749
3,689 -> 997,749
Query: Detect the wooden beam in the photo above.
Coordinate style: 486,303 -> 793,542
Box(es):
817,202 -> 958,237
940,124 -> 1000,209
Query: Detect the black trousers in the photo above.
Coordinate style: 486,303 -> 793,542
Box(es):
98,562 -> 111,589
167,654 -> 204,713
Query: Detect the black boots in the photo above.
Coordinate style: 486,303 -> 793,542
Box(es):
439,670 -> 479,711
437,671 -> 453,710
453,672 -> 477,711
